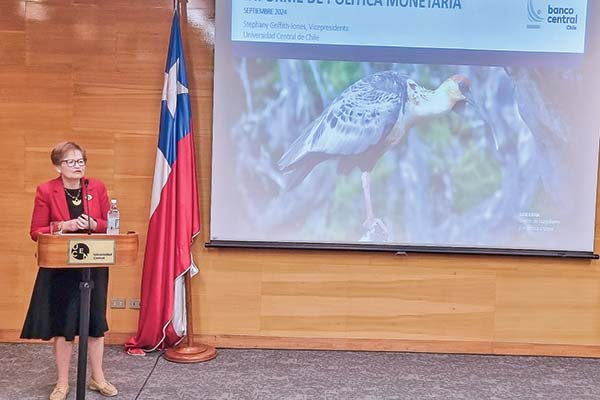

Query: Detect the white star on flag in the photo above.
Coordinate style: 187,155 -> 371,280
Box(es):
162,59 -> 189,118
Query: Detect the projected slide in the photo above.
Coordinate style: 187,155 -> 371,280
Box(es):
231,0 -> 586,53
211,0 -> 599,253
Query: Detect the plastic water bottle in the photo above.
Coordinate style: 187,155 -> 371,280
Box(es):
106,199 -> 120,234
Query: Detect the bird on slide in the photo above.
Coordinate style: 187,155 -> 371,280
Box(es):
278,71 -> 495,238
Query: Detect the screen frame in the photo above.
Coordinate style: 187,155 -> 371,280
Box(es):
208,0 -> 600,259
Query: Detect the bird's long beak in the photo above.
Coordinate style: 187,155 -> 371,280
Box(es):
462,93 -> 500,151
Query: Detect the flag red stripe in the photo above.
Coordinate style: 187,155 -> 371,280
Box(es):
125,130 -> 199,350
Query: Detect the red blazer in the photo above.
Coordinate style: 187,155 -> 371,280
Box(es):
30,176 -> 111,241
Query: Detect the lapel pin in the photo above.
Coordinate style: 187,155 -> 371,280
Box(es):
86,194 -> 93,201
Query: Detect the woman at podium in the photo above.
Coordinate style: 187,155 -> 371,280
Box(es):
21,142 -> 118,399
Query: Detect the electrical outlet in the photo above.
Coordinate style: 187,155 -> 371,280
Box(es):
111,298 -> 126,309
129,299 -> 141,309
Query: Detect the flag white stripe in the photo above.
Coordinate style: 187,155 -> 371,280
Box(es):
150,149 -> 171,217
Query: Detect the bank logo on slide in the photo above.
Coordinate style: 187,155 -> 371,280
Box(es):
527,0 -> 544,28
526,1 -> 581,31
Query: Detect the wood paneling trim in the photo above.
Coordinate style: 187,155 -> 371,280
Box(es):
5,330 -> 599,358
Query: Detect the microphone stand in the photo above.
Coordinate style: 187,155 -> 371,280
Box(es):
84,179 -> 92,235
76,178 -> 94,400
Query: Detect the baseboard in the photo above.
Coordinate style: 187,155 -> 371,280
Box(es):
4,329 -> 600,358
491,342 -> 600,358
105,333 -> 496,354
201,335 -> 600,358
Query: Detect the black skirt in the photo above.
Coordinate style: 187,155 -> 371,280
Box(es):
20,267 -> 109,341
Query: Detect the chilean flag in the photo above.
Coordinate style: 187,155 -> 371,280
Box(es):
125,9 -> 200,352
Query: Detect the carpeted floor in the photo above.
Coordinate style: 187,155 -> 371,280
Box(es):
1,343 -> 600,399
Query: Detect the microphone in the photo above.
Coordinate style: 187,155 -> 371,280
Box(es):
82,178 -> 92,235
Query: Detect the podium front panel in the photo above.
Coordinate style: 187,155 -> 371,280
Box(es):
37,233 -> 139,268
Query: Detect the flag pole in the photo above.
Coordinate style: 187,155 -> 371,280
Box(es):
163,0 -> 216,363
164,268 -> 216,362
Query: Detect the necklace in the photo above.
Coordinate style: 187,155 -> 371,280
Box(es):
64,188 -> 82,206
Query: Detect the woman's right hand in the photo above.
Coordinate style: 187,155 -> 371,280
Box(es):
63,216 -> 96,232
61,219 -> 79,233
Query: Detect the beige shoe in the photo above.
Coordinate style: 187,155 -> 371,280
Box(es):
49,384 -> 69,400
88,378 -> 118,397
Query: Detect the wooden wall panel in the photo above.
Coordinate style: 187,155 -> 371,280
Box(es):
27,4 -> 119,69
0,1 -> 25,32
1,0 -> 600,358
0,32 -> 25,66
495,264 -> 600,345
202,254 -> 263,334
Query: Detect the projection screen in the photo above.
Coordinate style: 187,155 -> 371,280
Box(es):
210,0 -> 600,257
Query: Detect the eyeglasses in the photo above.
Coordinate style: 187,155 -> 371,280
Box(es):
61,159 -> 86,168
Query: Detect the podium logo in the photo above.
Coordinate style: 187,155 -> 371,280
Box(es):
71,243 -> 90,260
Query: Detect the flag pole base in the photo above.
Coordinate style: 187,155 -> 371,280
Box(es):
164,343 -> 217,363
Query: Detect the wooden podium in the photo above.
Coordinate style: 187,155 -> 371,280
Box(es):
38,232 -> 138,268
37,233 -> 139,400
